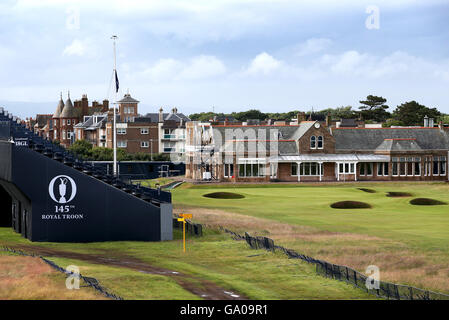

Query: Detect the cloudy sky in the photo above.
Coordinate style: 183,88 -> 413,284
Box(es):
0,0 -> 448,118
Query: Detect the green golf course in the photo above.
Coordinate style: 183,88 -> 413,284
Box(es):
172,182 -> 449,293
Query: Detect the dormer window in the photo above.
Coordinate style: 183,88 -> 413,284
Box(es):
310,136 -> 316,149
317,136 -> 323,149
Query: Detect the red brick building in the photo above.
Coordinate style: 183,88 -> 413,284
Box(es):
186,118 -> 449,182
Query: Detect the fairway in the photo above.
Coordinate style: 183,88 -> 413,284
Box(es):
172,182 -> 449,293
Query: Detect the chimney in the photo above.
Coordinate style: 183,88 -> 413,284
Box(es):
102,99 -> 109,112
297,112 -> 306,123
158,107 -> 164,122
325,112 -> 331,127
424,115 -> 429,127
82,94 -> 89,116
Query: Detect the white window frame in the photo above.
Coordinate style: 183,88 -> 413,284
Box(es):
117,140 -> 127,148
317,136 -> 323,149
224,163 -> 234,178
310,136 -> 316,149
141,128 -> 149,135
141,141 -> 149,148
117,128 -> 127,135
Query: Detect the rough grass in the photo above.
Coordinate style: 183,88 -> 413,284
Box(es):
387,192 -> 413,197
172,182 -> 449,294
203,192 -> 245,199
330,201 -> 371,209
0,253 -> 105,300
0,228 -> 374,300
409,198 -> 447,205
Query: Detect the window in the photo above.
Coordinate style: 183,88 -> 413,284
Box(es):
317,136 -> 323,149
117,128 -> 126,135
338,163 -> 355,174
77,130 -> 81,140
433,157 -> 439,175
117,140 -> 127,148
292,162 -> 323,176
310,136 -> 316,149
291,163 -> 298,176
62,119 -> 66,125
238,160 -> 265,177
414,158 -> 421,176
392,158 -> 399,176
439,157 -> 445,174
399,157 -> 406,176
67,119 -> 71,125
377,162 -> 389,176
224,164 -> 234,178
432,156 -> 447,176
359,163 -> 373,176
141,141 -> 149,148
62,130 -> 66,140
141,128 -> 149,135
54,120 -> 57,126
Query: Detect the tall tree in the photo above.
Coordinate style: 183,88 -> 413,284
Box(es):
392,101 -> 441,126
359,95 -> 390,122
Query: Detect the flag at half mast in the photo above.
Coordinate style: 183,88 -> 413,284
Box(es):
115,69 -> 119,93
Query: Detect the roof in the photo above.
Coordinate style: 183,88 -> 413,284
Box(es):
339,119 -> 358,127
137,112 -> 190,123
60,97 -> 78,118
272,154 -> 390,162
53,97 -> 64,118
35,114 -> 52,128
333,128 -> 449,151
375,139 -> 423,152
117,93 -> 140,104
74,114 -> 108,130
220,139 -> 297,155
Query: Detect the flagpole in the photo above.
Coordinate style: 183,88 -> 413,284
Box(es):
111,35 -> 118,176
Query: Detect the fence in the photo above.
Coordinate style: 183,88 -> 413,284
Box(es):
1,246 -> 123,300
172,217 -> 203,236
218,227 -> 449,300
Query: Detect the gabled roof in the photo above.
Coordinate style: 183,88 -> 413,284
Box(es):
333,128 -> 449,151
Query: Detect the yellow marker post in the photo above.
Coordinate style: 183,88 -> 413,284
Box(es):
178,214 -> 193,253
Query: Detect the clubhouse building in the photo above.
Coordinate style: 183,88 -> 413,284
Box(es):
185,117 -> 449,182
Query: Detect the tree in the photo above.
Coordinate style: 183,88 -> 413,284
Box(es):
359,95 -> 390,122
68,139 -> 93,159
392,101 -> 441,126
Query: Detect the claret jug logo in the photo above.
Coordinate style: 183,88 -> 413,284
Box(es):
48,175 -> 77,204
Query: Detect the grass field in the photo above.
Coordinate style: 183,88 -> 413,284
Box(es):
172,182 -> 449,293
0,228 -> 373,300
0,251 -> 105,300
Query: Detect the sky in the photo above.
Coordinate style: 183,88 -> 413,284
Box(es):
0,0 -> 448,119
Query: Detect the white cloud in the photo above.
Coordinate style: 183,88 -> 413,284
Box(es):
137,55 -> 226,82
179,55 -> 226,79
245,52 -> 283,75
295,38 -> 332,56
62,39 -> 87,56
